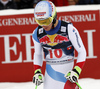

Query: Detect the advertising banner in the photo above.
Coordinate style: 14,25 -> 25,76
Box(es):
0,8 -> 100,82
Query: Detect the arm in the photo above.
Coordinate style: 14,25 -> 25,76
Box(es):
68,24 -> 86,68
33,38 -> 43,70
65,24 -> 86,83
32,27 -> 43,70
32,29 -> 44,86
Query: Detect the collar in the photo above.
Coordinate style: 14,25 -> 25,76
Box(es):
45,20 -> 61,35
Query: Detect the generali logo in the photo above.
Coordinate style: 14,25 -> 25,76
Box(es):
59,14 -> 96,22
0,14 -> 96,27
0,30 -> 97,64
0,17 -> 37,26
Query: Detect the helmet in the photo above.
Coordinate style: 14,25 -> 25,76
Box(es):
34,1 -> 57,26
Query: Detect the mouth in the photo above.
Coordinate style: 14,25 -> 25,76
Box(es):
44,27 -> 48,29
43,26 -> 49,30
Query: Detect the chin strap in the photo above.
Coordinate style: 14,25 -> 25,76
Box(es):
52,13 -> 57,29
52,21 -> 55,29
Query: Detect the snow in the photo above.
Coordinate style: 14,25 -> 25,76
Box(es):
0,78 -> 100,89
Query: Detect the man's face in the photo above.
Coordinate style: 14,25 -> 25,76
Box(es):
42,23 -> 52,31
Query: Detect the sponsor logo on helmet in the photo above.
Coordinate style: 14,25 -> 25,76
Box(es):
48,1 -> 54,12
35,12 -> 46,16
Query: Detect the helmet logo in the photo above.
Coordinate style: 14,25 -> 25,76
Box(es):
49,1 -> 54,12
35,12 -> 46,17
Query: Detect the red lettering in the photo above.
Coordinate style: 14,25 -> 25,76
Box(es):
54,49 -> 62,58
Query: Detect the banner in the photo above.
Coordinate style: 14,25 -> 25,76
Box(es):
0,7 -> 100,82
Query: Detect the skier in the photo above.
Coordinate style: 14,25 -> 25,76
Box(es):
32,1 -> 86,89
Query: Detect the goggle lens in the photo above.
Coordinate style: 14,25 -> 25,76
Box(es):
35,17 -> 53,26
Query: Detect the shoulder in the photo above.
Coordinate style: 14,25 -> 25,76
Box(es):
32,26 -> 43,35
32,26 -> 40,43
32,27 -> 38,36
32,26 -> 45,42
68,23 -> 78,33
60,20 -> 73,30
60,20 -> 73,33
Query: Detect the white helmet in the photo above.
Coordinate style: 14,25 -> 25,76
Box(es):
34,1 -> 57,26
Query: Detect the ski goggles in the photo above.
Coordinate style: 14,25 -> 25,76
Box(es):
35,17 -> 53,26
